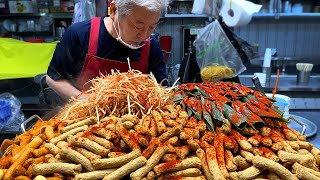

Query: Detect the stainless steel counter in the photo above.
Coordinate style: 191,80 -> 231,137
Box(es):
290,110 -> 320,149
240,75 -> 320,92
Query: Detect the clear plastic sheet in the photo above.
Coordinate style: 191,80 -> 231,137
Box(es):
0,93 -> 25,131
73,0 -> 96,23
193,20 -> 246,82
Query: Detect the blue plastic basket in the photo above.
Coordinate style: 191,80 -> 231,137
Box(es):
0,100 -> 12,122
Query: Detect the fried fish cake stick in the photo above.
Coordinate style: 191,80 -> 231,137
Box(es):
214,133 -> 229,178
82,132 -> 114,149
129,130 -> 149,147
60,147 -> 94,171
292,162 -> 320,178
196,119 -> 207,132
259,127 -> 271,137
90,126 -> 117,140
146,171 -> 156,180
149,119 -> 158,137
158,176 -> 206,180
74,169 -> 116,180
45,125 -> 55,140
153,157 -> 201,176
44,143 -> 60,155
162,168 -> 202,177
45,177 -> 63,180
230,130 -> 252,152
74,147 -> 101,162
3,147 -> 33,180
234,166 -> 264,180
142,138 -> 160,159
33,147 -> 50,157
151,110 -> 167,135
116,124 -> 141,151
161,154 -> 178,162
12,136 -> 43,163
92,149 -> 141,169
165,104 -> 178,119
108,152 -> 126,158
13,165 -> 26,177
286,141 -> 300,151
240,150 -> 255,162
187,139 -> 200,151
252,156 -> 298,180
131,144 -> 168,180
32,163 -> 82,176
61,118 -> 96,133
259,147 -> 279,162
223,134 -> 235,150
260,137 -> 272,147
103,156 -> 147,180
292,163 -> 319,180
13,176 -> 31,180
294,141 -> 313,151
180,128 -> 200,140
233,155 -> 250,171
248,134 -> 262,146
67,135 -> 109,157
278,150 -> 314,163
196,148 -> 213,180
50,125 -> 88,144
158,125 -> 181,142
175,145 -> 191,160
206,147 -> 226,180
225,150 -> 237,172
142,114 -> 151,129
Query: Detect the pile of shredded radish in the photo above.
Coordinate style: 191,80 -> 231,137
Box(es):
55,70 -> 175,122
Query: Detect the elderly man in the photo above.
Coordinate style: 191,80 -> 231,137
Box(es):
46,0 -> 169,99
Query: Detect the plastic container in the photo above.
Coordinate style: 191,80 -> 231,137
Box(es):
266,93 -> 290,118
297,71 -> 311,85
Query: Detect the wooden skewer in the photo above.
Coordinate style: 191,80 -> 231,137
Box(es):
272,69 -> 280,99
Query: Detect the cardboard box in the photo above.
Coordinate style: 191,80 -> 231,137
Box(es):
8,0 -> 33,13
60,0 -> 74,12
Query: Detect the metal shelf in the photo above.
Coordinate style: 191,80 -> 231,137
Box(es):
0,13 -> 73,18
165,14 -> 208,18
11,31 -> 52,36
253,13 -> 320,18
171,0 -> 194,2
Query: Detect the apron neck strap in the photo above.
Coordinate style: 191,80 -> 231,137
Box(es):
88,17 -> 101,56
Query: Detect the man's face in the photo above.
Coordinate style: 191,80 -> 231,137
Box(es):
114,6 -> 161,46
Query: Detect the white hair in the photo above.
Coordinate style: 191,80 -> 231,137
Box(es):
114,0 -> 170,18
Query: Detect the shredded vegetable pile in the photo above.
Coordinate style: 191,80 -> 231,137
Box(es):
56,70 -> 174,121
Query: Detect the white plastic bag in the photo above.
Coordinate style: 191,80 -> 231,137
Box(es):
193,20 -> 246,82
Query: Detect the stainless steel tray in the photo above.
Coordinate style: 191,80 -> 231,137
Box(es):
287,114 -> 317,138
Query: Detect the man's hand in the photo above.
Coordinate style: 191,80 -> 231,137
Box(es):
46,76 -> 83,99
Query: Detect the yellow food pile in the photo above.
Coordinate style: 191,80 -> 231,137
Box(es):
200,65 -> 234,82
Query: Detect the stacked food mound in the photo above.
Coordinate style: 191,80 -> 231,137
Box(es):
0,70 -> 319,180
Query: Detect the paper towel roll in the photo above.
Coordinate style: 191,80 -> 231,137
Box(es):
220,0 -> 262,27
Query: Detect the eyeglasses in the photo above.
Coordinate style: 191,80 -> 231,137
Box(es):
127,17 -> 166,34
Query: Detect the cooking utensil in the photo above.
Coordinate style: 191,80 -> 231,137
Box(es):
228,0 -> 234,16
272,69 -> 280,99
252,75 -> 265,94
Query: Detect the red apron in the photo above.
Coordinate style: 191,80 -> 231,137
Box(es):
77,17 -> 150,90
